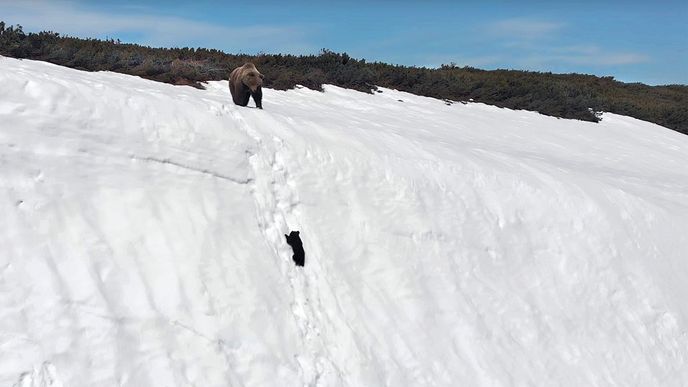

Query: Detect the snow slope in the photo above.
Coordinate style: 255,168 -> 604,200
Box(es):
1,57 -> 687,386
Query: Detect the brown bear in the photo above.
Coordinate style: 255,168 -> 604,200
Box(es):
229,63 -> 264,109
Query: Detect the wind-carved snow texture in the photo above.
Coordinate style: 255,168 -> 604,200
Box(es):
14,362 -> 62,387
2,57 -> 688,386
131,155 -> 253,184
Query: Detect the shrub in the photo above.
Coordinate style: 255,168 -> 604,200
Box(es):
1,21 -> 686,134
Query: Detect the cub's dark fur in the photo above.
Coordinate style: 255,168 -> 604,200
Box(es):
285,231 -> 305,267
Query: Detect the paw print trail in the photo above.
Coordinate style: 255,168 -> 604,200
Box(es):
230,109 -> 343,386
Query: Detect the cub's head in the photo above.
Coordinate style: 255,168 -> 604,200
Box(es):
242,63 -> 264,92
285,230 -> 300,243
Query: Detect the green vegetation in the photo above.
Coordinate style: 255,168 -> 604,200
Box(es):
2,22 -> 687,134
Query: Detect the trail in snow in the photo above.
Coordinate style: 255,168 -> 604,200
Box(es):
1,57 -> 688,387
232,107 -> 343,386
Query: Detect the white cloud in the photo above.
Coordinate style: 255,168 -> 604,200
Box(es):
0,0 -> 315,54
558,46 -> 650,65
479,19 -> 650,69
517,45 -> 650,67
487,18 -> 566,40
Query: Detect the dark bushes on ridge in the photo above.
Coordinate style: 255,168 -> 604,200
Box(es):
1,22 -> 686,134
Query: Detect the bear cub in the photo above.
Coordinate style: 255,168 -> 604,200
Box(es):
285,231 -> 305,267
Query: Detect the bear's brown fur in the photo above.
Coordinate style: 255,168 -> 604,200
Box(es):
229,63 -> 264,109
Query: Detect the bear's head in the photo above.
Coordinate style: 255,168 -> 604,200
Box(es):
285,230 -> 300,244
243,64 -> 264,93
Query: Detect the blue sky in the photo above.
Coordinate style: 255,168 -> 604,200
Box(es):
2,0 -> 686,85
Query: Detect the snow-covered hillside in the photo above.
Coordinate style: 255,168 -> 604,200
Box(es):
1,57 -> 687,387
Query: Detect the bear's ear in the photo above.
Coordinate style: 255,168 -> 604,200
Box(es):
295,231 -> 300,235
284,234 -> 289,238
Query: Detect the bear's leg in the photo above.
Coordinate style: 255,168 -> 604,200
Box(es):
230,82 -> 241,106
294,247 -> 305,266
252,87 -> 263,109
229,81 -> 236,102
239,88 -> 251,106
230,84 -> 248,106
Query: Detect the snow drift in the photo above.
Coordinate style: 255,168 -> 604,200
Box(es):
1,57 -> 687,386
